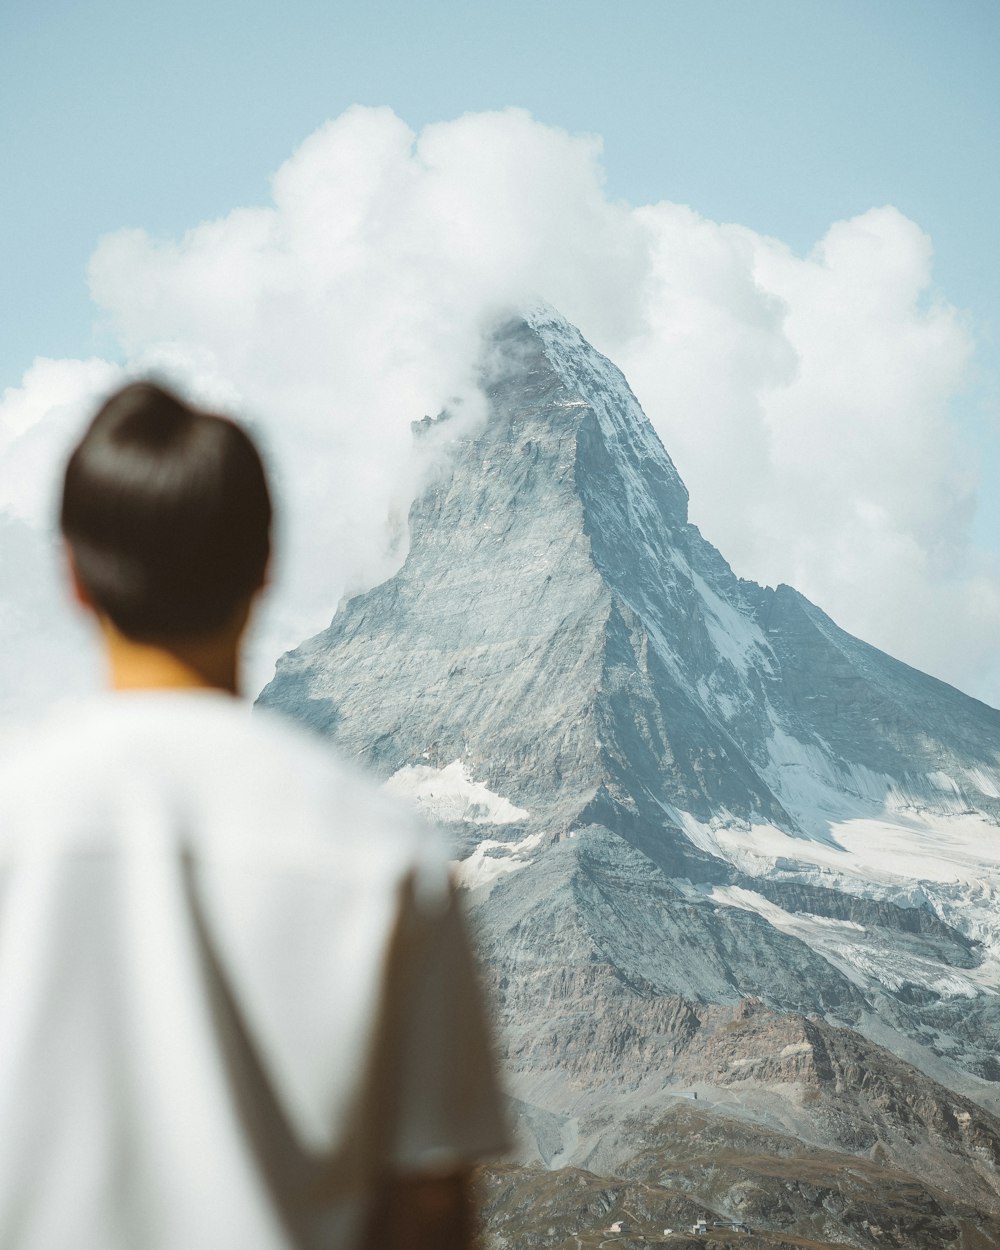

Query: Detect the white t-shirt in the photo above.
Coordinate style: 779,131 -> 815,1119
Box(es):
0,691 -> 508,1250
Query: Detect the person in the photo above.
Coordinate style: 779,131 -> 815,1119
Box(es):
0,381 -> 509,1250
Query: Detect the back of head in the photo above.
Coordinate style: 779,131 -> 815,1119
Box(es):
61,381 -> 272,642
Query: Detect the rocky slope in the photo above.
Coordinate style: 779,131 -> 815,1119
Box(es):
259,309 -> 1000,1246
477,1124 -> 1000,1250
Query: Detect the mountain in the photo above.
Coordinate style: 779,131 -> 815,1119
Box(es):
259,309 -> 1000,1247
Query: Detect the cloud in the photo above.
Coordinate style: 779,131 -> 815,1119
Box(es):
0,106 -> 993,710
615,204 -> 983,695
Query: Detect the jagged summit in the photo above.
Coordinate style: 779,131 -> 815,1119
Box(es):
261,310 -> 1000,845
259,312 -> 1000,1174
263,311 -> 766,872
261,305 -> 1000,969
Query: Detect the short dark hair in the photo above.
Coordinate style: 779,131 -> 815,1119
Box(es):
61,381 -> 272,642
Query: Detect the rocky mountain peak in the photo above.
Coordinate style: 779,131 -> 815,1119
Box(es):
259,311 -> 1000,1242
262,310 -> 1000,849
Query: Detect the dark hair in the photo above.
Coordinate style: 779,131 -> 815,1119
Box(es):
61,381 -> 272,642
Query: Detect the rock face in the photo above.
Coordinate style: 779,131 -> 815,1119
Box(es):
259,309 -> 1000,1246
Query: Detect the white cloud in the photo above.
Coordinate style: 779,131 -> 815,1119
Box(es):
615,204 -> 984,696
0,106 -> 993,711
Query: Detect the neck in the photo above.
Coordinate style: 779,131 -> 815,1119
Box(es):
100,621 -> 244,695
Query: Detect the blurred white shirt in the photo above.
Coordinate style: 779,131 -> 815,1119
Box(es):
0,691 -> 508,1250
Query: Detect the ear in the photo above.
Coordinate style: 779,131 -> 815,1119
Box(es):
63,545 -> 95,612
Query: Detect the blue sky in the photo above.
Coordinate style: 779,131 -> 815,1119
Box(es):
2,0 -> 1000,707
3,0 -> 997,386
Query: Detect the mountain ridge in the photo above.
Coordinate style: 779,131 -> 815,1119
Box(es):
259,308 -> 1000,1246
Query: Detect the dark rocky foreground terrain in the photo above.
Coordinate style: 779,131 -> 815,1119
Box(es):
260,310 -> 1000,1248
476,1132 -> 1000,1250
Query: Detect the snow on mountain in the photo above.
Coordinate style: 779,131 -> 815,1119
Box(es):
523,306 -> 1000,976
384,758 -> 530,826
259,308 -> 1000,1233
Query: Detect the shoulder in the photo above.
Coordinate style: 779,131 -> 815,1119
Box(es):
0,695 -> 446,893
237,704 -> 449,881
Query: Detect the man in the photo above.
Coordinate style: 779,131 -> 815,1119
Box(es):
0,381 -> 508,1249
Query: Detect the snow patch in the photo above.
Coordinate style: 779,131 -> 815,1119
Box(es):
964,767 -> 1000,799
929,771 -> 961,794
763,725 -> 893,832
683,810 -> 1000,992
707,883 -> 987,996
711,885 -> 865,934
691,570 -> 773,678
384,759 -> 529,825
452,829 -> 549,892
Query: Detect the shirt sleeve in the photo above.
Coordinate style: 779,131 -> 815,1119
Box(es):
373,870 -> 512,1174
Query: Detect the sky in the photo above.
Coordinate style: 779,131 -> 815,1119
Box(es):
1,0 -> 999,713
